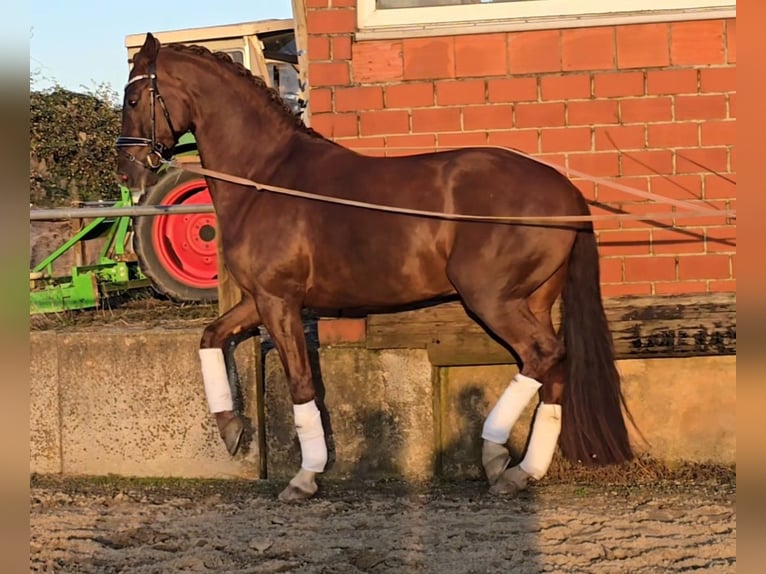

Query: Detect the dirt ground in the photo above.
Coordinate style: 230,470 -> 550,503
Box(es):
30,473 -> 735,574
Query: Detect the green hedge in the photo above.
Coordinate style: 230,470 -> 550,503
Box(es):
30,84 -> 123,207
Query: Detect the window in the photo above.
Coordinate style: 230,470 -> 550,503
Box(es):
357,0 -> 736,39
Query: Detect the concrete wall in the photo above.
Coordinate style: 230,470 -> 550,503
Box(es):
30,326 -> 735,479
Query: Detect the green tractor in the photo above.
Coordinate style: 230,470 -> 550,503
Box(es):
30,19 -> 306,313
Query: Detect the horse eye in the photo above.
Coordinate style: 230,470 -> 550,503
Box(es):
128,99 -> 138,107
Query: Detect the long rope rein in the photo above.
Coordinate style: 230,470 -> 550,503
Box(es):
167,143 -> 735,226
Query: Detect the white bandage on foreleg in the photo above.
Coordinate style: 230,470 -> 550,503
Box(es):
520,403 -> 562,480
199,348 -> 233,413
294,400 -> 328,473
482,373 -> 542,444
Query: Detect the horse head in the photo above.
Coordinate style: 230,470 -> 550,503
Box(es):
116,33 -> 191,193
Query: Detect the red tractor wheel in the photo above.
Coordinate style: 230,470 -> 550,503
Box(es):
133,168 -> 219,302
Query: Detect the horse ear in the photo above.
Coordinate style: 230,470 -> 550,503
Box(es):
136,32 -> 161,62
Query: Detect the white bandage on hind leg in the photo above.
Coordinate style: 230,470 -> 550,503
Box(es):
294,400 -> 328,473
520,403 -> 562,480
199,348 -> 233,413
482,373 -> 542,444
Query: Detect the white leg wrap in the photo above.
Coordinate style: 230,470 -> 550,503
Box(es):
520,403 -> 562,480
294,400 -> 328,473
481,373 -> 542,444
199,348 -> 233,413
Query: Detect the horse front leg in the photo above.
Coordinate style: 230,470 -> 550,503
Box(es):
257,292 -> 327,503
199,295 -> 262,456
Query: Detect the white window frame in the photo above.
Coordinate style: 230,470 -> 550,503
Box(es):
356,0 -> 736,40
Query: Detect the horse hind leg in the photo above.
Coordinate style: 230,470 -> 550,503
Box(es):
455,269 -> 567,496
199,294 -> 262,456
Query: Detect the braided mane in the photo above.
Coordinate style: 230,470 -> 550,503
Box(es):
165,43 -> 328,140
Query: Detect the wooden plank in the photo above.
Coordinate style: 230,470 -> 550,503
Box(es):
366,293 -> 736,365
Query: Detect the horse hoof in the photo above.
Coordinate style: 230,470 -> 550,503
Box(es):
278,469 -> 319,503
489,465 -> 530,497
482,441 -> 511,485
220,416 -> 245,456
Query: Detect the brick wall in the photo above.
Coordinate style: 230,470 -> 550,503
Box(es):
305,2 -> 736,298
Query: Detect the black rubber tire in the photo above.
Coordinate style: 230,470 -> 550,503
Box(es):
132,168 -> 219,302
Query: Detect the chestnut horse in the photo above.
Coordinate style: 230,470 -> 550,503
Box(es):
117,34 -> 633,502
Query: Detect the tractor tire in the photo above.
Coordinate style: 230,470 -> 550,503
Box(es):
133,168 -> 219,302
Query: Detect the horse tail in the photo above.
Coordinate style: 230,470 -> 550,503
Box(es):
559,228 -> 635,465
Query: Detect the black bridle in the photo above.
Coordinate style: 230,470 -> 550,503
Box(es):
115,62 -> 177,169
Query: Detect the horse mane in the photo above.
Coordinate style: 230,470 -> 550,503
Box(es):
165,43 -> 331,141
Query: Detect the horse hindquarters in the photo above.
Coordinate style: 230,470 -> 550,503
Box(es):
559,230 -> 634,464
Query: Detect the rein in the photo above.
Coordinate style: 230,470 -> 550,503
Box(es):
169,157 -> 734,227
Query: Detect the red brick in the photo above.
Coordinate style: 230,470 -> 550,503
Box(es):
567,100 -> 619,125
308,36 -> 330,60
705,225 -> 737,253
335,87 -> 383,112
671,20 -> 725,65
593,72 -> 644,97
411,108 -> 461,133
599,258 -> 623,283
515,102 -> 566,128
573,179 -> 598,204
455,33 -> 507,77
654,281 -> 707,295
729,147 -> 736,171
309,88 -> 332,113
649,175 -> 703,201
726,19 -> 736,63
342,137 -> 385,156
700,67 -> 736,93
307,9 -> 356,34
704,174 -> 736,200
311,112 -> 357,138
386,83 -> 434,108
306,0 -> 328,7
647,123 -> 699,148
601,283 -> 652,296
701,121 -> 736,146
310,62 -> 350,86
616,23 -> 670,69
540,74 -> 590,101
360,110 -> 409,136
597,229 -> 651,255
620,150 -> 673,176
508,30 -> 561,74
595,126 -> 645,151
332,36 -> 352,60
436,80 -> 485,106
620,97 -> 673,123
617,202 -> 674,229
568,152 -> 620,177
625,256 -> 676,281
596,176 -> 649,203
678,254 -> 730,280
535,154 -> 567,172
673,210 -> 729,228
386,134 -> 435,156
540,127 -> 591,153
652,228 -> 704,254
675,94 -> 728,121
647,70 -> 698,95
487,130 -> 539,154
403,37 -> 455,80
333,0 -> 357,6
675,148 -> 729,174
561,27 -> 615,71
463,105 -> 514,130
317,318 -> 366,345
352,41 -> 403,83
438,132 -> 488,149
728,94 -> 736,118
488,78 -> 538,103
709,279 -> 736,292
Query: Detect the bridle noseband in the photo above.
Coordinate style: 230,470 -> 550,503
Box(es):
115,62 -> 177,169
